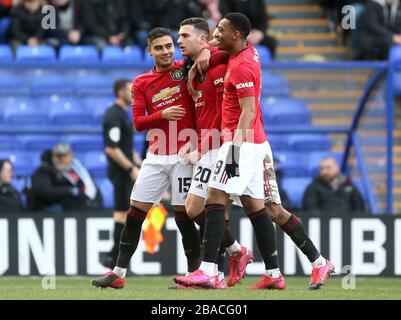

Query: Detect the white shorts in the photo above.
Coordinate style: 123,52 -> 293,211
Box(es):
208,141 -> 281,204
188,149 -> 219,199
130,152 -> 193,206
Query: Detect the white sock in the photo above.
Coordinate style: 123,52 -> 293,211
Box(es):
199,261 -> 217,277
312,256 -> 327,268
113,267 -> 127,278
265,268 -> 281,278
226,241 -> 242,256
218,272 -> 225,281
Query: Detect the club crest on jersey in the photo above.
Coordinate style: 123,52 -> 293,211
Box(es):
171,68 -> 184,81
152,86 -> 181,103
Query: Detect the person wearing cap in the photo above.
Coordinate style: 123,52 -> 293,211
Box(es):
0,159 -> 24,212
30,143 -> 102,213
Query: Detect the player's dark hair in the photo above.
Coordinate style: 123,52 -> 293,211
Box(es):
147,27 -> 172,44
224,12 -> 251,39
180,17 -> 210,36
113,79 -> 130,97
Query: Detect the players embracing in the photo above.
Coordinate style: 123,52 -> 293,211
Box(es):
92,12 -> 334,292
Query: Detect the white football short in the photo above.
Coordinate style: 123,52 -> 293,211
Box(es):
188,149 -> 219,199
208,141 -> 281,204
130,152 -> 193,206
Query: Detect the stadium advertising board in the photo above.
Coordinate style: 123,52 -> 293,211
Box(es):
0,211 -> 400,277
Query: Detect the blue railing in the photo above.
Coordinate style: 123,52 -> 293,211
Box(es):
265,61 -> 392,214
0,61 -> 395,214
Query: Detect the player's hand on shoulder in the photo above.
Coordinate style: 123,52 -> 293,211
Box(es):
162,104 -> 186,120
187,65 -> 197,97
196,48 -> 211,73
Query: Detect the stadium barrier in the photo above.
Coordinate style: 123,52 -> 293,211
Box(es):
0,209 -> 400,277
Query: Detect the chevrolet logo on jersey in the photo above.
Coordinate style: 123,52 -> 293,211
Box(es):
152,86 -> 181,103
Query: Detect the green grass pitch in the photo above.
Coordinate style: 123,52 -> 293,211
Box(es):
0,276 -> 400,300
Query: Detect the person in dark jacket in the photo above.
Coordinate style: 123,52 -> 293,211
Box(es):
80,0 -> 130,49
47,0 -> 82,48
8,0 -> 46,47
31,143 -> 102,213
0,159 -> 24,213
219,0 -> 278,58
303,157 -> 366,215
359,0 -> 401,59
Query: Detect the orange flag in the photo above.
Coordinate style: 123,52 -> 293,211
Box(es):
142,204 -> 168,254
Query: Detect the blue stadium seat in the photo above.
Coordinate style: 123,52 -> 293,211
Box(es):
0,74 -> 29,96
0,151 -> 38,176
66,135 -> 104,151
0,18 -> 10,44
102,45 -> 143,66
268,134 -> 290,151
82,96 -> 114,124
95,178 -> 114,209
281,176 -> 312,209
288,134 -> 331,151
255,45 -> 271,67
30,75 -> 74,96
133,132 -> 146,155
16,45 -> 56,63
44,96 -> 91,124
18,135 -> 62,151
59,45 -> 99,63
0,44 -> 12,62
82,151 -> 108,178
263,97 -> 311,125
3,97 -> 46,124
0,136 -> 21,150
75,75 -> 114,96
262,73 -> 291,97
274,151 -> 309,176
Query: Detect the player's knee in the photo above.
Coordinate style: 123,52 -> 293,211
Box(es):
265,202 -> 289,225
185,202 -> 202,219
130,200 -> 152,213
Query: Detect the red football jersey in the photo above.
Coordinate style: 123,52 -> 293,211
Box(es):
221,44 -> 266,144
192,60 -> 227,153
131,61 -> 196,155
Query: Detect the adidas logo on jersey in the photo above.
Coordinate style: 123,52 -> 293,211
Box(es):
196,184 -> 203,190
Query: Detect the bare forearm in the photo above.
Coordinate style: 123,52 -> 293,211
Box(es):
233,109 -> 255,146
105,147 -> 133,170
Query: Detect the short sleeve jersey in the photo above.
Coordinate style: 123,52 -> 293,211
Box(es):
221,44 -> 266,144
102,103 -> 133,177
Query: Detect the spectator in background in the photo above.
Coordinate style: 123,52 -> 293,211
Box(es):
302,157 -> 366,215
359,0 -> 401,59
0,159 -> 24,213
183,0 -> 222,28
0,0 -> 12,18
101,79 -> 142,269
80,0 -> 130,49
8,0 -> 46,48
219,0 -> 278,58
30,143 -> 102,213
47,0 -> 82,49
